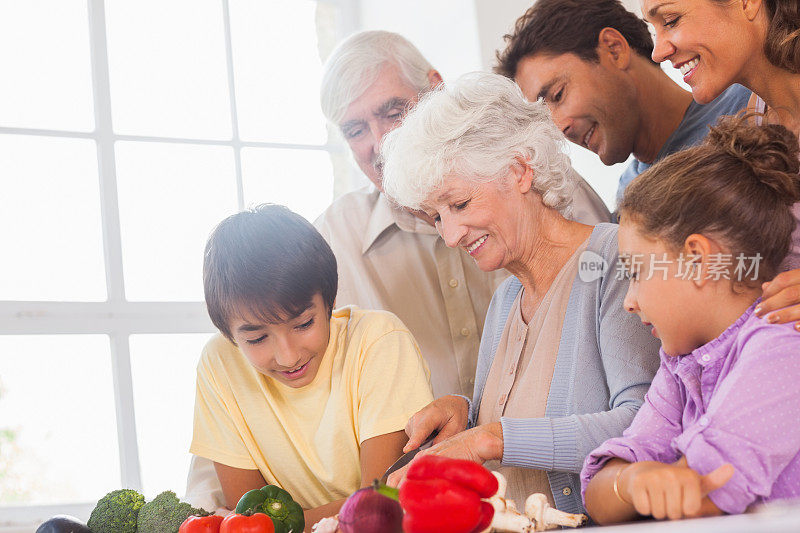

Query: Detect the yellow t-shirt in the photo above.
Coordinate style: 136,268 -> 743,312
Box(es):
189,306 -> 434,509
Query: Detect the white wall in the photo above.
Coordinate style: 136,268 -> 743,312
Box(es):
473,0 -> 534,72
621,0 -> 643,16
358,0 -> 483,81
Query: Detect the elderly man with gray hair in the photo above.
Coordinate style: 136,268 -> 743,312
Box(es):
380,72 -> 659,514
315,30 -> 609,400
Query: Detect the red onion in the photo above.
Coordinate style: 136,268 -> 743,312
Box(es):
338,482 -> 403,533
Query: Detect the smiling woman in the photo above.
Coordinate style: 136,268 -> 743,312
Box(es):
380,72 -> 661,513
640,0 -> 800,328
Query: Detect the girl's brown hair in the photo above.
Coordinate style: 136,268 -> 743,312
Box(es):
619,115 -> 800,281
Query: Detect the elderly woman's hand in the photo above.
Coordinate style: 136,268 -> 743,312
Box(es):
756,269 -> 800,331
403,395 -> 470,453
387,422 -> 504,488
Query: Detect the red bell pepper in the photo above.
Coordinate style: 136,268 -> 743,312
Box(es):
406,454 -> 498,498
400,478 -> 482,533
398,455 -> 497,533
471,502 -> 495,533
179,515 -> 224,533
219,512 -> 276,533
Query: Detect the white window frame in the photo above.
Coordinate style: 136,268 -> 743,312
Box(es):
0,0 -> 358,527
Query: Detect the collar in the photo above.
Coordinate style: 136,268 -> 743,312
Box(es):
362,188 -> 439,254
668,299 -> 761,370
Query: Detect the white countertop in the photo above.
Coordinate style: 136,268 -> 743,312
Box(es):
4,502 -> 800,532
586,504 -> 800,532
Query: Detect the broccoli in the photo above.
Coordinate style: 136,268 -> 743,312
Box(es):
136,490 -> 211,533
86,489 -> 145,533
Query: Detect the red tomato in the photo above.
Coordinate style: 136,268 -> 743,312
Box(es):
179,515 -> 224,533
219,513 -> 276,533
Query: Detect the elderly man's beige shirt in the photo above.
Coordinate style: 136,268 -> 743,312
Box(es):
314,184 -> 609,398
315,186 -> 507,398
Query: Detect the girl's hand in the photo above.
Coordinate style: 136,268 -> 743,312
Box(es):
756,269 -> 800,331
620,461 -> 735,520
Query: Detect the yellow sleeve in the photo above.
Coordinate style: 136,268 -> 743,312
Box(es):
356,327 -> 434,444
189,344 -> 258,470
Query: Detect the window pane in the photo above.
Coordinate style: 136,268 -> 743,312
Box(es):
130,334 -> 212,499
0,0 -> 94,132
105,0 -> 232,139
0,135 -> 106,301
230,0 -> 328,144
0,335 -> 119,506
115,142 -> 238,301
241,148 -> 334,222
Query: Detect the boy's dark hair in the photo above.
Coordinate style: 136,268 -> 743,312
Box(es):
203,204 -> 338,342
495,0 -> 656,78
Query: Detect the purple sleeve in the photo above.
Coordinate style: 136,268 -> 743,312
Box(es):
580,356 -> 685,501
673,325 -> 800,514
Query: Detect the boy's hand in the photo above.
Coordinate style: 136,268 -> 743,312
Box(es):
757,269 -> 800,331
620,461 -> 734,520
403,395 -> 469,453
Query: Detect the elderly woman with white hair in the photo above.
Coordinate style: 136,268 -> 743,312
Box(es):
382,72 -> 660,515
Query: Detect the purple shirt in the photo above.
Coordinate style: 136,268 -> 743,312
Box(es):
581,301 -> 800,514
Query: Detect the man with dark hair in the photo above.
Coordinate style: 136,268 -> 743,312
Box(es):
190,204 -> 433,524
496,0 -> 751,206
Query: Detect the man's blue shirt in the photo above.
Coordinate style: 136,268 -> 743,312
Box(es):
616,84 -> 752,204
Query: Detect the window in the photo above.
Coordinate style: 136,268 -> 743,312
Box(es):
0,0 -> 356,526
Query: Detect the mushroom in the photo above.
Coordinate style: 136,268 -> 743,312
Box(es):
524,494 -> 588,531
490,508 -> 534,532
481,472 -> 588,532
484,472 -> 510,519
311,515 -> 339,533
482,472 -> 533,532
494,471 -> 508,499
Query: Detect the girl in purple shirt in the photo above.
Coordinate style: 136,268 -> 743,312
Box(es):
581,116 -> 800,525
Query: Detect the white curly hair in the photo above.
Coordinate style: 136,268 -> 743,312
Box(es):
380,72 -> 576,216
320,30 -> 434,125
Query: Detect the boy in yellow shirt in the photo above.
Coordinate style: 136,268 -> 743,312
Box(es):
190,204 -> 434,527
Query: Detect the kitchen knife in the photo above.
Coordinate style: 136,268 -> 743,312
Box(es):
379,429 -> 439,484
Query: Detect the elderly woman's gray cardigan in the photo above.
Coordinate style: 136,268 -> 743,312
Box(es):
466,223 -> 661,514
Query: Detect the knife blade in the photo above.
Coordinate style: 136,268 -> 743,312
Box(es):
379,430 -> 439,484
